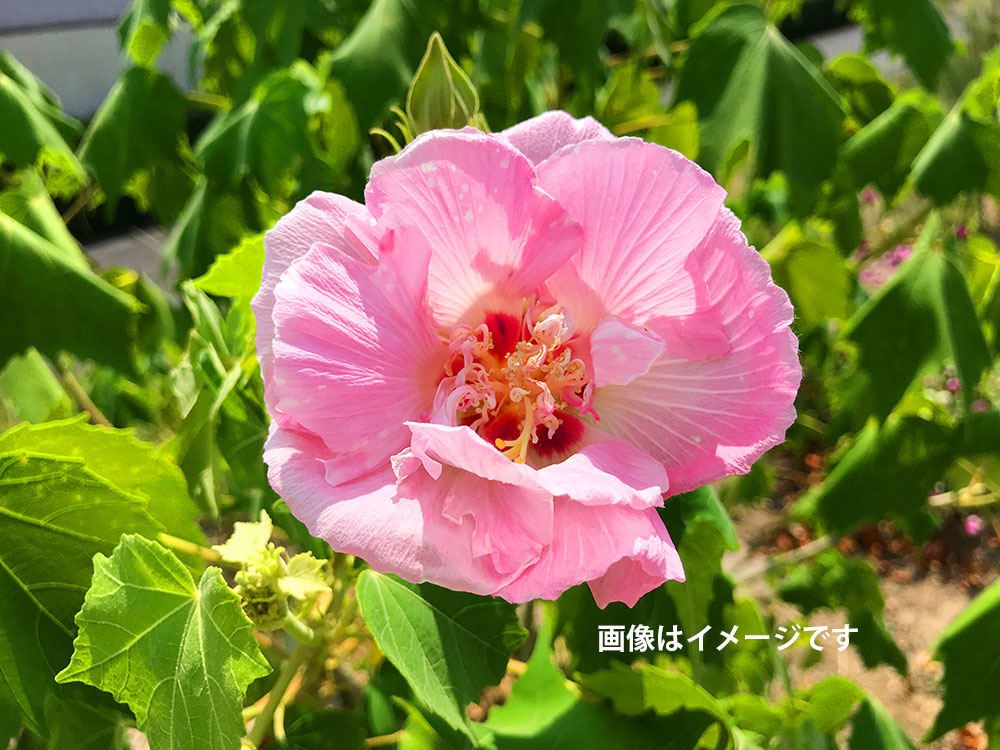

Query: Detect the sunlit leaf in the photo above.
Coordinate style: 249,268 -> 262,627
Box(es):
675,4 -> 843,212
926,579 -> 1000,739
57,535 -> 270,750
78,67 -> 193,222
356,571 -> 526,741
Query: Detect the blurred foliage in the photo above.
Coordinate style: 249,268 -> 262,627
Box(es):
2,0 -> 1000,748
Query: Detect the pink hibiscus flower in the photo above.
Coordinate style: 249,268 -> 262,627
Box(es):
253,111 -> 800,608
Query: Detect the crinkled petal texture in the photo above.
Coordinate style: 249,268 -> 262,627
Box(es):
257,112 -> 800,608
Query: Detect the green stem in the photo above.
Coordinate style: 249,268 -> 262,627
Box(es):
245,641 -> 314,748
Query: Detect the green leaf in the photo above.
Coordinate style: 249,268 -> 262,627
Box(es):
0,206 -> 139,371
0,348 -> 71,423
926,578 -> 1000,739
485,612 -> 684,749
195,63 -> 329,196
579,662 -> 733,747
841,91 -> 943,200
325,0 -> 425,127
0,451 -> 161,734
56,535 -> 271,750
792,416 -> 952,542
0,52 -> 81,142
911,52 -> 1000,204
0,417 -> 205,546
790,676 -> 864,734
774,549 -> 907,674
163,176 -> 260,278
762,225 -> 852,327
280,705 -> 367,750
118,0 -> 172,67
674,4 -> 843,213
0,58 -> 84,195
78,67 -> 193,222
658,484 -> 738,552
407,32 -> 479,134
825,54 -> 894,127
0,171 -> 80,256
193,234 -> 265,300
841,219 -> 992,418
356,571 -> 527,741
849,696 -> 915,749
846,0 -> 953,90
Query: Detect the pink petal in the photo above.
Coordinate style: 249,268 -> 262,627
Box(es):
253,191 -> 375,419
536,138 -> 727,333
500,110 -> 614,165
533,430 -> 669,509
365,129 -> 583,327
589,315 -> 665,387
495,502 -> 683,606
269,236 -> 444,481
264,424 -> 517,595
396,446 -> 552,579
408,421 -> 667,510
593,209 -> 801,494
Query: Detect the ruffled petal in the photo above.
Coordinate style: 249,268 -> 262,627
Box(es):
269,236 -> 444,479
589,315 -> 665,387
264,424 -> 518,595
253,191 -> 375,417
593,208 -> 801,494
495,503 -> 683,606
533,429 -> 668,509
500,110 -> 614,165
536,138 -> 727,333
365,129 -> 583,327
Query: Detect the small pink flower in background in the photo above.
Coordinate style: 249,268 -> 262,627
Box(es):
253,112 -> 800,607
860,187 -> 878,204
858,244 -> 912,292
956,224 -> 968,240
964,514 -> 984,536
972,398 -> 990,413
946,377 -> 962,393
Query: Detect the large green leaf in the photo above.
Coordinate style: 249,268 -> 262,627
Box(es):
325,0 -> 425,127
485,613 -> 697,749
911,52 -> 1000,204
0,52 -> 80,142
841,221 -> 991,419
792,416 -> 951,542
118,0 -> 173,67
579,662 -> 733,748
56,535 -> 270,750
195,63 -> 330,196
193,234 -> 265,301
0,348 -> 71,424
163,177 -> 261,278
762,225 -> 852,327
926,578 -> 1000,739
0,205 -> 139,371
0,58 -> 84,196
0,171 -> 79,256
674,4 -> 843,212
78,67 -> 192,222
841,91 -> 942,200
850,696 -> 915,749
356,571 -> 526,742
775,549 -> 907,674
0,418 -> 204,545
846,0 -> 953,90
0,452 -> 161,734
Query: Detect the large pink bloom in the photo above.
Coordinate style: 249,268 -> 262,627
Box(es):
253,111 -> 800,607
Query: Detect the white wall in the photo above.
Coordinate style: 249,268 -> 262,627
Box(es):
0,25 -> 192,119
